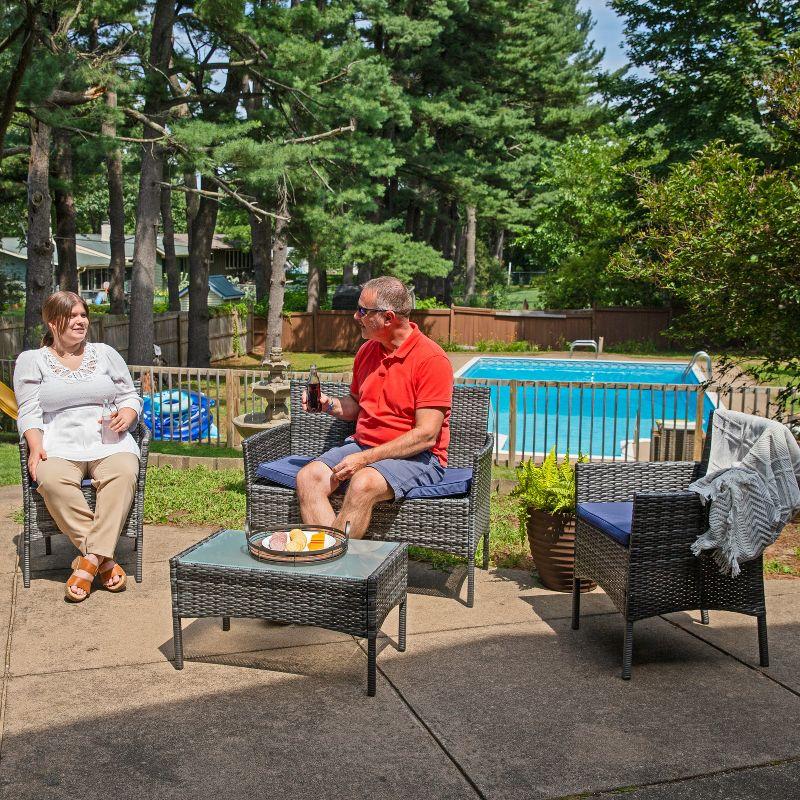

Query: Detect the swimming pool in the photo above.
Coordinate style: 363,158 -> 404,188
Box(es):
455,357 -> 715,459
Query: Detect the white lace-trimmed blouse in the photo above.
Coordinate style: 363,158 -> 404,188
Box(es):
14,342 -> 142,462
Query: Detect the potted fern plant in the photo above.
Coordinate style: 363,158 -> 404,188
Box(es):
511,448 -> 594,593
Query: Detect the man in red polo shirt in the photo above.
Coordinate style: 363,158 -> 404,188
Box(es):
296,276 -> 454,539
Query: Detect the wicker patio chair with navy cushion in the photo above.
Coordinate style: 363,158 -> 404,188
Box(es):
243,381 -> 493,607
19,406 -> 151,589
570,412 -> 768,679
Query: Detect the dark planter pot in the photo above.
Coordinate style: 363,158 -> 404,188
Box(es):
526,508 -> 595,593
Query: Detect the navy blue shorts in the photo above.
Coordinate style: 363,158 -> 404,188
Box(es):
315,438 -> 445,500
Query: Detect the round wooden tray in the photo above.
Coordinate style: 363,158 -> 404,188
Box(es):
246,522 -> 349,565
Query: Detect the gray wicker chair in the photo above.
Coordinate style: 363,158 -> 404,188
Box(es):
571,412 -> 768,679
19,419 -> 151,588
243,381 -> 493,606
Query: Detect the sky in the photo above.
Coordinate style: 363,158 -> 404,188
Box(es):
579,0 -> 630,72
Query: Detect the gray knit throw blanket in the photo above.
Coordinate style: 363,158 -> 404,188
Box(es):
688,409 -> 800,577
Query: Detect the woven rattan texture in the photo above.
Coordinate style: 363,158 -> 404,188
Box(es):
573,412 -> 769,677
19,418 -> 151,587
243,382 -> 492,606
170,530 -> 407,639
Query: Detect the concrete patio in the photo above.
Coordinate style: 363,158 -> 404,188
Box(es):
1,483 -> 799,800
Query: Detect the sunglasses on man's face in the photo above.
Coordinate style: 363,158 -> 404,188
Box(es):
356,305 -> 390,318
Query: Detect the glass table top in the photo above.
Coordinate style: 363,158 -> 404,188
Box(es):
175,529 -> 403,581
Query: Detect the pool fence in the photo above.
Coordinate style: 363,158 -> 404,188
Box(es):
1,359 -> 795,463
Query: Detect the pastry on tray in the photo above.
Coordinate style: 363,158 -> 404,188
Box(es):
285,538 -> 305,552
289,528 -> 306,549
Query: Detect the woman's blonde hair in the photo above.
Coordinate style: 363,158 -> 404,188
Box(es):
41,291 -> 89,347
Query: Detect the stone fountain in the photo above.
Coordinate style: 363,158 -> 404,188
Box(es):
232,344 -> 292,440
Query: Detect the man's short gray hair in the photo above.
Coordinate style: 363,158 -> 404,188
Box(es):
362,276 -> 412,317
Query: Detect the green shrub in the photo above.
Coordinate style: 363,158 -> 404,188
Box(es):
605,339 -> 660,355
475,339 -> 538,353
415,297 -> 449,309
434,338 -> 470,352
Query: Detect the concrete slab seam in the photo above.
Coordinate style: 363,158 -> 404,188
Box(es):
354,637 -> 487,800
659,614 -> 800,701
546,753 -> 800,800
8,634 -> 359,680
0,568 -> 20,765
395,610 -> 620,641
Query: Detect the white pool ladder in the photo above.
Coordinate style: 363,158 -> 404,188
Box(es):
683,350 -> 712,380
569,339 -> 598,358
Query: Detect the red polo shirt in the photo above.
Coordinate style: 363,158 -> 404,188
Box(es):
350,324 -> 453,465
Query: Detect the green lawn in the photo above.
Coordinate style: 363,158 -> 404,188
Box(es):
0,443 -> 19,485
150,441 -> 243,459
504,286 -> 543,310
218,352 -> 356,374
144,465 -> 246,527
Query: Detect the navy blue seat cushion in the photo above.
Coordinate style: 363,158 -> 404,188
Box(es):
256,456 -> 473,499
576,501 -> 634,547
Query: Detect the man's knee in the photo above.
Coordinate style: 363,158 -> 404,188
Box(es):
346,467 -> 390,501
296,461 -> 334,497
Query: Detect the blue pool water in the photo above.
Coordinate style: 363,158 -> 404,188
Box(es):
456,358 -> 715,458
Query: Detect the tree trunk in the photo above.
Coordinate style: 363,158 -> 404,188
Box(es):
464,205 -> 477,301
52,130 -> 79,293
494,228 -> 505,265
160,184 -> 181,311
264,189 -> 290,360
249,209 -> 270,303
129,0 -> 174,365
356,263 -> 371,285
24,118 -> 54,350
185,171 -> 199,242
187,176 -> 219,367
306,245 -> 320,312
103,91 -> 127,315
342,261 -> 354,286
0,5 -> 36,161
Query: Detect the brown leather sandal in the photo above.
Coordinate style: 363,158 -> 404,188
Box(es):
65,556 -> 99,603
98,559 -> 127,593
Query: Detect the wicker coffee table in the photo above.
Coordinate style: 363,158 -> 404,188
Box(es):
169,529 -> 408,696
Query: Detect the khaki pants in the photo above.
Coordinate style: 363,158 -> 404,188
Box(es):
35,453 -> 139,559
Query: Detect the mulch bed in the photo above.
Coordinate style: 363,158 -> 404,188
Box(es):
764,521 -> 800,579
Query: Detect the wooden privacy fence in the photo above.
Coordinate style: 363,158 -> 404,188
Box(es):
0,357 -> 794,462
0,311 -> 249,365
1,305 -> 669,360
253,306 -> 674,353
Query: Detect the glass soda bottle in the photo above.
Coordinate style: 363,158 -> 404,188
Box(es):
307,364 -> 322,412
101,399 -> 120,444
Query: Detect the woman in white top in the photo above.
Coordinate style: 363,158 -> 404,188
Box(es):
14,291 -> 142,602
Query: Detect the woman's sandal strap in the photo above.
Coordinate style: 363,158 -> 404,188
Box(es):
65,556 -> 99,600
66,574 -> 93,594
99,560 -> 122,576
99,561 -> 126,589
73,556 -> 99,576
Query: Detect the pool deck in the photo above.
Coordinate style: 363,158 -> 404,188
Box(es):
2,481 -> 799,800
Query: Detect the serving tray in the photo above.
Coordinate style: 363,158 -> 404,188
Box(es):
245,522 -> 349,565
